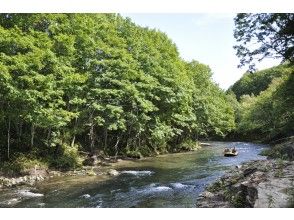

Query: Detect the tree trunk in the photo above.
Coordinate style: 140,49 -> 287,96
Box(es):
7,117 -> 11,159
71,117 -> 78,147
71,135 -> 76,148
90,125 -> 94,152
104,128 -> 108,152
88,111 -> 95,153
114,136 -> 120,161
31,124 -> 35,149
89,122 -> 95,153
17,120 -> 23,147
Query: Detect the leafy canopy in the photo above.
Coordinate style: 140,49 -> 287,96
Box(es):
234,13 -> 294,71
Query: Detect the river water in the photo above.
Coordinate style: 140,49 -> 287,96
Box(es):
0,142 -> 267,208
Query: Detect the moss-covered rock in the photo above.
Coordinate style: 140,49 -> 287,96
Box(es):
261,137 -> 294,161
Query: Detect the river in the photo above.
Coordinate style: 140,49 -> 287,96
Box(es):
0,141 -> 267,208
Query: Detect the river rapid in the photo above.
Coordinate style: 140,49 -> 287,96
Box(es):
0,142 -> 267,208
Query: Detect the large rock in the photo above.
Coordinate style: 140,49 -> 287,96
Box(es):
243,167 -> 257,177
196,160 -> 294,208
201,191 -> 214,198
240,181 -> 258,207
108,169 -> 120,176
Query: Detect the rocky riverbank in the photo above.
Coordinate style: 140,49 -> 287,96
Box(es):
196,159 -> 294,208
0,144 -> 202,189
0,158 -> 125,189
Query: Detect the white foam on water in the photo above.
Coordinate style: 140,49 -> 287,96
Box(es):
110,189 -> 121,194
152,186 -> 171,192
80,194 -> 91,199
149,183 -> 157,187
120,170 -> 154,176
95,199 -> 103,208
5,198 -> 22,205
18,190 -> 44,197
138,185 -> 172,195
170,183 -> 189,189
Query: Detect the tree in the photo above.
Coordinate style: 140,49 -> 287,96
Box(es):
0,13 -> 237,168
237,73 -> 294,141
234,13 -> 294,71
186,61 -> 235,138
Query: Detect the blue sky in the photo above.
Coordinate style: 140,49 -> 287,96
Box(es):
121,13 -> 281,90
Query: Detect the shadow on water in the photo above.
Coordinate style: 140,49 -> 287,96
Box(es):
0,141 -> 268,208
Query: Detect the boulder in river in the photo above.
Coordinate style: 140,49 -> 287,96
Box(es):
108,169 -> 120,176
200,143 -> 211,146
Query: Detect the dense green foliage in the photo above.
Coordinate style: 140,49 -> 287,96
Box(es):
229,65 -> 294,142
0,13 -> 235,170
232,13 -> 294,152
234,13 -> 294,71
229,64 -> 293,100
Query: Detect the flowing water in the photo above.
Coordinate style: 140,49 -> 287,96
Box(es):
0,142 -> 268,208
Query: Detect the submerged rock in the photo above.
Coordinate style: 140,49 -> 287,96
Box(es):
18,190 -> 44,198
80,194 -> 91,199
5,198 -> 22,206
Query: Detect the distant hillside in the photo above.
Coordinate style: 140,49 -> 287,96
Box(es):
229,64 -> 294,142
228,64 -> 292,100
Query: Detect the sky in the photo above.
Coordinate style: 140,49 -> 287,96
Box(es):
121,13 -> 281,90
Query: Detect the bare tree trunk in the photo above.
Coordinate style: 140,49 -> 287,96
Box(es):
71,135 -> 76,148
17,119 -> 23,147
31,124 -> 35,149
71,117 -> 78,147
7,117 -> 11,159
90,124 -> 94,152
104,128 -> 108,152
114,136 -> 120,160
89,115 -> 95,153
88,111 -> 95,153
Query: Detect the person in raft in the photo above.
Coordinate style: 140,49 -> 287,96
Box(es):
231,147 -> 236,153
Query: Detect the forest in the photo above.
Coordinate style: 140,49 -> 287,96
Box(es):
0,14 -> 236,171
227,64 -> 293,142
0,13 -> 293,173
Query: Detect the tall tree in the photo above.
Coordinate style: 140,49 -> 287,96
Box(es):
234,13 -> 294,71
0,13 -> 236,166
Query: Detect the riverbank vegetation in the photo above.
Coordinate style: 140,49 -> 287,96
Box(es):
227,13 -> 293,144
0,13 -> 293,176
0,14 -> 235,174
196,13 -> 294,208
227,64 -> 293,142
